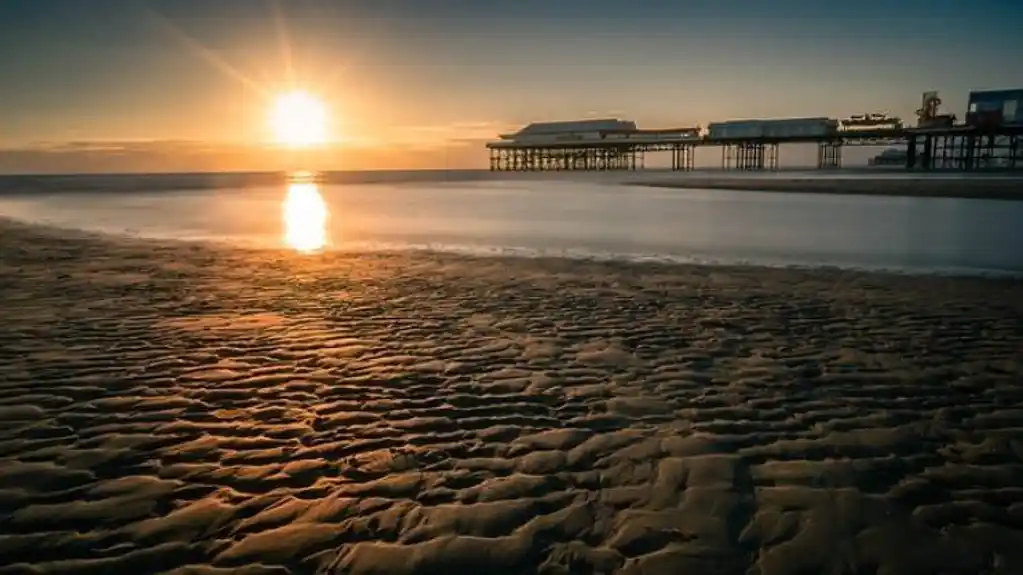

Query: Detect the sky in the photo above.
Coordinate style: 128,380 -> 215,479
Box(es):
0,0 -> 1021,173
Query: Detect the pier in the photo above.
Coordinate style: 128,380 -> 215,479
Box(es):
486,90 -> 1023,172
488,124 -> 1023,172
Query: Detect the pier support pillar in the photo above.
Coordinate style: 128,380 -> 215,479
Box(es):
921,135 -> 934,170
963,135 -> 977,171
983,133 -> 996,170
671,144 -> 695,171
487,146 -> 649,172
938,134 -> 952,169
722,142 -> 778,171
816,141 -> 842,169
765,143 -> 779,170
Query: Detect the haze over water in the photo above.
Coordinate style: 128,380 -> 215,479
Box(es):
1,171 -> 1021,275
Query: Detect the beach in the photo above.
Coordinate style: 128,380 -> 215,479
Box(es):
2,218 -> 1023,575
630,175 -> 1023,201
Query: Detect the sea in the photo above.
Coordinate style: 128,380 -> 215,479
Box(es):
1,168 -> 1022,276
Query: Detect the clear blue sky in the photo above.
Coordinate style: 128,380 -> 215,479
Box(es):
0,0 -> 1020,172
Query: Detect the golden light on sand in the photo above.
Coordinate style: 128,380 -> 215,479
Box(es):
282,181 -> 329,252
270,90 -> 328,147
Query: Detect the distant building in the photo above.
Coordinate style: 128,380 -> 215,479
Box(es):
966,89 -> 1023,127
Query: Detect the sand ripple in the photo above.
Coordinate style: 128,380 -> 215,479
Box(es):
1,220 -> 1023,574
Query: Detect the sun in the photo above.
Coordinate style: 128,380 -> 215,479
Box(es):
269,90 -> 328,147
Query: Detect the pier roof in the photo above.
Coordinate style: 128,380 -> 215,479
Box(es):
513,119 -> 637,136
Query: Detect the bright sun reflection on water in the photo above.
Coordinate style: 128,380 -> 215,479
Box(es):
283,180 -> 329,252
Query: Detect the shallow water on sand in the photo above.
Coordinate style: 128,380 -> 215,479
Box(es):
1,176 -> 1022,275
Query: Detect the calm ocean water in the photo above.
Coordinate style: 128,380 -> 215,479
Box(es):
1,169 -> 1022,276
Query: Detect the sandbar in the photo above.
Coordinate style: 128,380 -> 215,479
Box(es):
629,174 -> 1023,201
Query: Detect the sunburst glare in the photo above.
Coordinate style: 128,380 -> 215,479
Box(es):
270,90 -> 329,147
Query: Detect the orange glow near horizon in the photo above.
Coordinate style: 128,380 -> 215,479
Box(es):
282,180 -> 329,252
270,91 -> 329,148
1,7 -> 509,172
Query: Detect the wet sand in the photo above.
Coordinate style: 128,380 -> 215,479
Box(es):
631,175 -> 1023,201
1,218 -> 1023,575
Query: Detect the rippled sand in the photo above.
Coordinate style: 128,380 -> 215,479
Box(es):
2,219 -> 1023,575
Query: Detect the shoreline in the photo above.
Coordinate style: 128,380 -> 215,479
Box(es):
2,220 -> 1022,574
628,175 -> 1023,201
3,217 -> 1021,280
1,169 -> 1022,200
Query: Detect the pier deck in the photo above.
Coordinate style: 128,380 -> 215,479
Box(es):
487,125 -> 1023,172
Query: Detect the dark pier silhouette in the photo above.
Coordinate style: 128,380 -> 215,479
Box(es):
487,90 -> 1023,172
